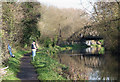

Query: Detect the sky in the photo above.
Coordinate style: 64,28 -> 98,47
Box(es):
38,0 -> 98,13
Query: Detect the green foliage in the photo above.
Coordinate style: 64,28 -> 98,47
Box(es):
24,44 -> 28,48
63,43 -> 88,50
21,2 -> 41,46
73,44 -> 88,50
52,36 -> 58,47
99,47 -> 105,54
1,2 -> 41,64
44,36 -> 58,48
99,40 -> 104,45
44,37 -> 52,47
91,44 -> 101,47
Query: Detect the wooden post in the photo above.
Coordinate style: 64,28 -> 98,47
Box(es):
58,24 -> 62,45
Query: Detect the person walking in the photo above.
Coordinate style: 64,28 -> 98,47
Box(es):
31,41 -> 37,61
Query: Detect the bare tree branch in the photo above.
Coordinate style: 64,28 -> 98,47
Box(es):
115,0 -> 120,5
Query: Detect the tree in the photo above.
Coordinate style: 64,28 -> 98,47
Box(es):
38,5 -> 90,41
20,2 -> 41,47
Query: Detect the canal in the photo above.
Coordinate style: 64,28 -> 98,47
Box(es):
57,43 -> 118,80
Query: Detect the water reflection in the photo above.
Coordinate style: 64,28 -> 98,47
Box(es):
86,47 -> 100,54
58,49 -> 118,80
84,39 -> 105,54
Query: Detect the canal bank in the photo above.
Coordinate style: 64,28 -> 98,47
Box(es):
31,47 -> 69,80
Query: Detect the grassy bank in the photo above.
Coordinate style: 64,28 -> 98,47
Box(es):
62,43 -> 88,50
1,50 -> 28,80
31,46 -> 69,80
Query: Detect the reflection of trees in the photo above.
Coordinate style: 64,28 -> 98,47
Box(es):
71,55 -> 102,68
59,54 -> 91,80
99,53 -> 118,80
59,50 -> 118,80
77,54 -> 118,80
59,53 -> 102,80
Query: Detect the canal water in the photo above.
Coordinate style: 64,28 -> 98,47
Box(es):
57,46 -> 118,80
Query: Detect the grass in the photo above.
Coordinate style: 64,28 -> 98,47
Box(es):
62,43 -> 88,50
31,46 -> 69,80
2,50 -> 28,80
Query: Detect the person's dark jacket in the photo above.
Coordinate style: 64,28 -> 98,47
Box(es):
31,44 -> 35,49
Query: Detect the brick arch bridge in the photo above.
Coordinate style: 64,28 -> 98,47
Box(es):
66,25 -> 103,44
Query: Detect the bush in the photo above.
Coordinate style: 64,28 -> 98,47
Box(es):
44,37 -> 52,47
